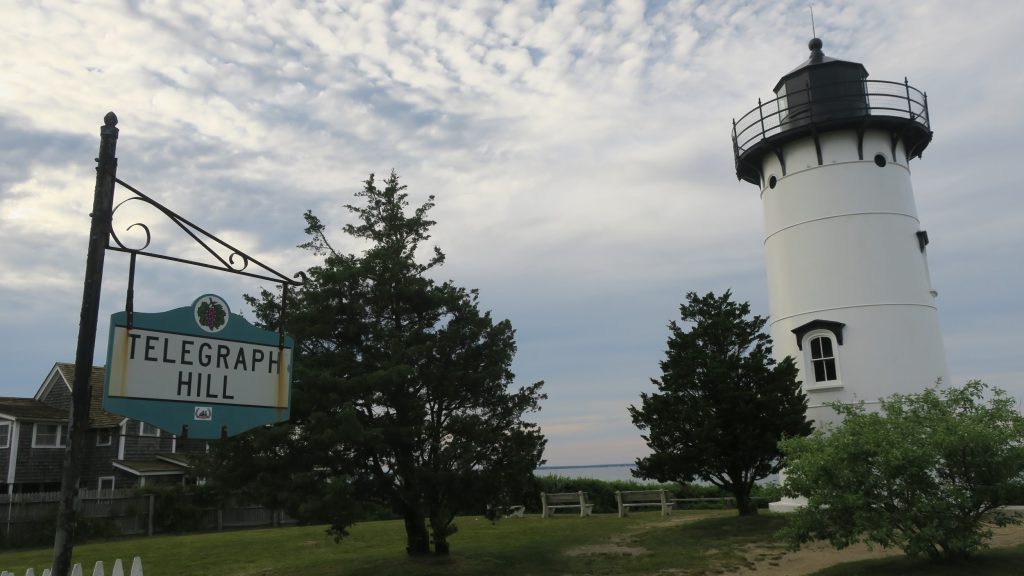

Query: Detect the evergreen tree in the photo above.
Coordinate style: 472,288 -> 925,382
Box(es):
206,172 -> 545,555
629,290 -> 811,515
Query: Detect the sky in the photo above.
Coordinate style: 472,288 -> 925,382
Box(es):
1,0 -> 1022,466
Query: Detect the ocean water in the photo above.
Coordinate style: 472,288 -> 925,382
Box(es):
535,464 -> 638,483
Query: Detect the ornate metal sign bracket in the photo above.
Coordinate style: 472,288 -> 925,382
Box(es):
106,177 -> 306,332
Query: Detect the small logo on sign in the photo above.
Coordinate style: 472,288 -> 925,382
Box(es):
193,294 -> 230,333
194,406 -> 213,421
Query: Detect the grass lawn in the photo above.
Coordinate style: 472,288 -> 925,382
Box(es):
0,510 -> 764,576
3,511 -> 1023,575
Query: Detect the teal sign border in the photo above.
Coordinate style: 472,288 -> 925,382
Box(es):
103,296 -> 293,439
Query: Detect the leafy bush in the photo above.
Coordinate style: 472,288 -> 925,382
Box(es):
74,516 -> 121,542
676,483 -> 733,499
138,485 -> 206,533
780,381 -> 1024,562
1001,481 -> 1024,506
0,517 -> 56,550
751,482 -> 783,503
0,511 -> 120,550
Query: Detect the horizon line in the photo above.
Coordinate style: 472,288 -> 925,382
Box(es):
537,463 -> 634,470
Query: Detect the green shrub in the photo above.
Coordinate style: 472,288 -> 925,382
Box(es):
0,511 -> 120,550
1002,481 -> 1024,506
0,519 -> 55,550
751,482 -> 783,502
138,485 -> 206,533
780,381 -> 1024,562
675,483 -> 731,499
74,516 -> 121,542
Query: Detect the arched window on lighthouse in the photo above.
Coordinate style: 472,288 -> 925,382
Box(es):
792,320 -> 845,390
808,334 -> 838,383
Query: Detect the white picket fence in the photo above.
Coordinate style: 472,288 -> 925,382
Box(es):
1,557 -> 141,576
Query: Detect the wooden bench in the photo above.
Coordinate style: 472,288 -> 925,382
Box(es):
540,491 -> 594,517
615,489 -> 674,517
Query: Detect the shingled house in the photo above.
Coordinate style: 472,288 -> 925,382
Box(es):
0,363 -> 209,495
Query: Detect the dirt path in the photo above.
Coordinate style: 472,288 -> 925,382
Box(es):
564,512 -> 719,557
743,523 -> 1024,576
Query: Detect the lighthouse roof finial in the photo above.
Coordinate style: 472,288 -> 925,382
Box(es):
809,38 -> 824,62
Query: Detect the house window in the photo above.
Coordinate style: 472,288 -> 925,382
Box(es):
32,423 -> 67,448
98,476 -> 115,493
0,422 -> 10,448
139,422 -> 161,437
809,335 -> 838,383
96,428 -> 113,446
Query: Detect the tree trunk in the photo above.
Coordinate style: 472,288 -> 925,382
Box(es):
429,511 -> 453,556
432,533 -> 451,556
394,444 -> 430,555
397,483 -> 430,556
402,508 -> 431,556
734,488 -> 758,516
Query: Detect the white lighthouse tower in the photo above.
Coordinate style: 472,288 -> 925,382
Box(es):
732,38 -> 948,432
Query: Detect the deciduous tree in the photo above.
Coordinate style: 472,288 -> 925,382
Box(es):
780,380 -> 1024,562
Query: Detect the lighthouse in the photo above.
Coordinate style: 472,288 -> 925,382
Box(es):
732,38 -> 948,431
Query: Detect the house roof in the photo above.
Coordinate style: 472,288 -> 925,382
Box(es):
0,398 -> 68,422
113,459 -> 189,476
54,363 -> 125,427
1,363 -> 124,428
156,453 -> 193,468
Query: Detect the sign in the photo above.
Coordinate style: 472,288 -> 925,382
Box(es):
103,294 -> 293,438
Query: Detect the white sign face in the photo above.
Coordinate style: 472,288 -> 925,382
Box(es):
106,326 -> 291,409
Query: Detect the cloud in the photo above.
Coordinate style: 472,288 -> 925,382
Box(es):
1,0 -> 1023,466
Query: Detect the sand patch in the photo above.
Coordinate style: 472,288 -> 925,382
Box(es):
565,544 -> 649,556
742,522 -> 1024,576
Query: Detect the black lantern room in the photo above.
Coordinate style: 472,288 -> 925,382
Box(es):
732,38 -> 933,186
774,38 -> 868,130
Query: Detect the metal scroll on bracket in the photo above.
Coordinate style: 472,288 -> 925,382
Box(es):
106,177 -> 306,337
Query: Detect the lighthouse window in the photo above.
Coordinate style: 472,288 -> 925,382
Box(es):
874,154 -> 887,167
768,175 -> 778,189
791,321 -> 845,389
809,336 -> 838,382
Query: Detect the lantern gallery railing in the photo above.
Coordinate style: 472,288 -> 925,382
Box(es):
732,78 -> 930,178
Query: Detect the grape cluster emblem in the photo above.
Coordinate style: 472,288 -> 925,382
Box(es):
194,295 -> 229,333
